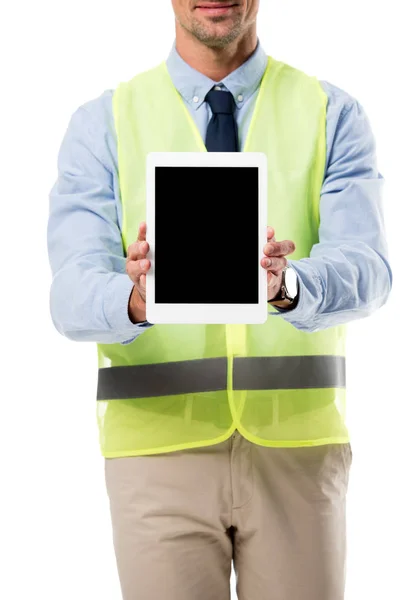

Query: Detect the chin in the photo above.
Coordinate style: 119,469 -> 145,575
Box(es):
200,23 -> 238,38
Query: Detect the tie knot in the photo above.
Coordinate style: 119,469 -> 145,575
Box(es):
205,89 -> 236,115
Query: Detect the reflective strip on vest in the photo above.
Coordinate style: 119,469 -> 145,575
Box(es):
97,357 -> 227,400
97,355 -> 345,400
233,356 -> 345,390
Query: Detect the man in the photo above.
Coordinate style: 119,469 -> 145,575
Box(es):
47,1 -> 392,598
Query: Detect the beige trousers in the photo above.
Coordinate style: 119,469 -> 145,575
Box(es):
104,431 -> 352,600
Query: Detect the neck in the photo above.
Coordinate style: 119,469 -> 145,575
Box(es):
175,25 -> 258,81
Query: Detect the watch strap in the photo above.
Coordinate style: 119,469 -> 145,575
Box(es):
268,266 -> 298,306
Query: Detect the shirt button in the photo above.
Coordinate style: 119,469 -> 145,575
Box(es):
215,85 -> 222,91
238,94 -> 244,102
193,96 -> 199,103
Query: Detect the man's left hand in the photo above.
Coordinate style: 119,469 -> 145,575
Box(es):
261,226 -> 296,301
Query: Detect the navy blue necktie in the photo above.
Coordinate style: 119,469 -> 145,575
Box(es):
205,89 -> 239,152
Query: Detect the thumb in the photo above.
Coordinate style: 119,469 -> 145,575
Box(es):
138,273 -> 147,300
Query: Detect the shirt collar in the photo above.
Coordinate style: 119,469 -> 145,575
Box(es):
165,38 -> 268,111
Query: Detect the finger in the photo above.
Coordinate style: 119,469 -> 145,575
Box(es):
267,226 -> 275,241
263,240 -> 296,257
126,258 -> 151,284
126,240 -> 149,262
261,256 -> 287,272
137,222 -> 147,242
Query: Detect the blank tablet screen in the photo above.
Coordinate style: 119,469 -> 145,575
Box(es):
155,166 -> 259,304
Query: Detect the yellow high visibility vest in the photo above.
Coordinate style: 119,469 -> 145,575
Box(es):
96,56 -> 348,458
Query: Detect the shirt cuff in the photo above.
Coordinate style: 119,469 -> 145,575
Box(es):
103,273 -> 154,343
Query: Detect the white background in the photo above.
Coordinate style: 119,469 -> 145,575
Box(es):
1,1 -> 399,598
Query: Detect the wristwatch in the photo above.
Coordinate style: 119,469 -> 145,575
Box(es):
268,265 -> 299,309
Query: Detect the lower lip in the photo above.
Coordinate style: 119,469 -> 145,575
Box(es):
196,5 -> 237,16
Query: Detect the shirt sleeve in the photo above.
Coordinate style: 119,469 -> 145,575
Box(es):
272,84 -> 393,332
47,98 -> 151,344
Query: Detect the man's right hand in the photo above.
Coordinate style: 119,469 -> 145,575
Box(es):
126,222 -> 151,323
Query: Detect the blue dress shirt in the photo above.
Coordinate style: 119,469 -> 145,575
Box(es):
47,40 -> 392,344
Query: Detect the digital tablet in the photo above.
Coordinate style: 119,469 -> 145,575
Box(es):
146,152 -> 268,324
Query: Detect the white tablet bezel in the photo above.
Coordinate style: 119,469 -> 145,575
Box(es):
146,151 -> 268,324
